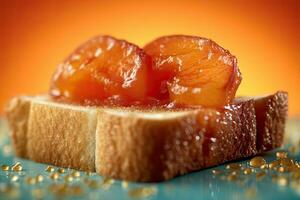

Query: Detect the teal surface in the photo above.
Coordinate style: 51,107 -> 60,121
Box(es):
1,119 -> 300,200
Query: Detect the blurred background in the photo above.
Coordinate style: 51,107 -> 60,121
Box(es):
1,0 -> 299,116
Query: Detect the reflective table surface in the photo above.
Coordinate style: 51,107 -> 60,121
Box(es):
0,119 -> 300,200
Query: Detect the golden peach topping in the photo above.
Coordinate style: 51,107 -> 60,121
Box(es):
50,35 -> 154,106
50,35 -> 241,108
144,35 -> 242,108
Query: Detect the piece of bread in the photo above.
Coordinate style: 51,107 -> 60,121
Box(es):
5,91 -> 288,182
236,92 -> 288,152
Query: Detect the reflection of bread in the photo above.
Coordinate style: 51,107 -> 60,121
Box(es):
5,92 -> 288,182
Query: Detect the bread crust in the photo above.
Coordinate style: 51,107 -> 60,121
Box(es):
253,91 -> 288,152
96,100 -> 257,181
5,96 -> 31,158
5,92 -> 288,182
235,92 -> 288,152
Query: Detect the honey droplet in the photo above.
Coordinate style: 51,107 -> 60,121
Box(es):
128,187 -> 157,198
277,177 -> 288,186
227,174 -> 237,181
226,163 -> 241,170
260,164 -> 268,169
11,163 -> 22,172
122,181 -> 129,189
57,168 -> 65,173
45,166 -> 55,172
64,175 -> 73,182
243,168 -> 252,175
102,177 -> 114,190
11,175 -> 19,182
249,157 -> 266,168
71,171 -> 80,178
50,173 -> 59,180
269,160 -> 280,169
280,158 -> 294,167
85,171 -> 93,176
1,164 -> 9,171
278,166 -> 286,173
230,170 -> 239,176
276,151 -> 288,159
36,175 -> 44,183
212,169 -> 222,175
25,177 -> 37,185
86,179 -> 100,189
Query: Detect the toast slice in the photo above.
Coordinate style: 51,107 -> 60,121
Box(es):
5,91 -> 288,182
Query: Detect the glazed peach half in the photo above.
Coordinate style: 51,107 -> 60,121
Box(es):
50,35 -> 154,106
144,35 -> 242,108
50,35 -> 241,108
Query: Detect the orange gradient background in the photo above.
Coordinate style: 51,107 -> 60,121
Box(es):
1,0 -> 299,116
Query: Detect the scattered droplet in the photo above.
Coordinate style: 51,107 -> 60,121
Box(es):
250,157 -> 266,168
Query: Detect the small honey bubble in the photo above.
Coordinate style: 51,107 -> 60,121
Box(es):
277,177 -> 288,186
276,151 -> 288,159
25,177 -> 37,185
102,177 -> 114,190
122,181 -> 129,189
45,166 -> 54,172
230,170 -> 239,176
49,173 -> 59,180
227,174 -> 237,181
11,175 -> 19,182
85,179 -> 100,189
243,168 -> 252,175
64,175 -> 73,182
11,162 -> 22,172
278,166 -> 286,173
128,187 -> 157,198
269,160 -> 280,169
85,171 -> 92,176
71,171 -> 80,178
57,168 -> 65,173
226,163 -> 241,170
260,164 -> 268,169
36,175 -> 44,183
250,157 -> 266,168
1,164 -> 9,171
212,169 -> 222,175
280,158 -> 294,167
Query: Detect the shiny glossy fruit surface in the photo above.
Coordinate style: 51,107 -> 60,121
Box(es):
50,35 -> 153,106
144,35 -> 242,108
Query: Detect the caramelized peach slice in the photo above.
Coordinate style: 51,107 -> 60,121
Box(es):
50,35 -> 153,105
144,35 -> 242,108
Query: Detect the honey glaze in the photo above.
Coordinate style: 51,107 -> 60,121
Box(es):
50,35 -> 158,106
50,35 -> 242,109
